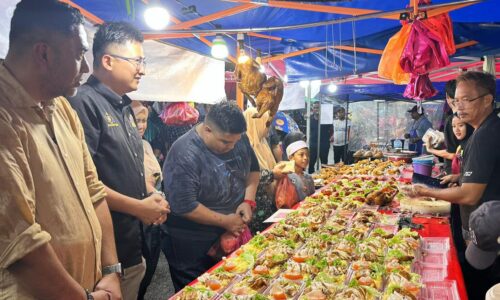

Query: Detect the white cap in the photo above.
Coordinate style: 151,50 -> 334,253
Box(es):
286,140 -> 308,158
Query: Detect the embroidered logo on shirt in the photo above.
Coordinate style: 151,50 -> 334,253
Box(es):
464,171 -> 473,176
105,113 -> 119,127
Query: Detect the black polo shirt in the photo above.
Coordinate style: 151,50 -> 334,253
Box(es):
460,112 -> 500,229
69,75 -> 146,268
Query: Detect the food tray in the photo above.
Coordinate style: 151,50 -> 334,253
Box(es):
420,237 -> 450,253
419,280 -> 460,300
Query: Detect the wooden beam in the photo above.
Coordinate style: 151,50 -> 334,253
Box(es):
334,45 -> 383,55
383,2 -> 476,19
456,40 -> 478,49
261,46 -> 325,63
60,0 -> 103,24
225,0 -> 382,17
168,4 -> 258,30
248,32 -> 282,41
143,33 -> 216,40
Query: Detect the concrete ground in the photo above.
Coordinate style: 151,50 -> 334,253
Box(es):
143,254 -> 175,300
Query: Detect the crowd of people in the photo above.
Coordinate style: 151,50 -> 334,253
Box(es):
0,1 -> 498,300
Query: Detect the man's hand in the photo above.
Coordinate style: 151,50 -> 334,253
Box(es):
136,193 -> 170,225
400,184 -> 426,198
236,202 -> 253,224
440,174 -> 460,187
90,290 -> 112,300
272,162 -> 292,180
95,273 -> 121,300
223,213 -> 246,236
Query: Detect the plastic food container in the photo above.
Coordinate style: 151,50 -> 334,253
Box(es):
420,280 -> 460,300
413,161 -> 434,176
417,251 -> 448,267
413,263 -> 448,282
420,237 -> 450,253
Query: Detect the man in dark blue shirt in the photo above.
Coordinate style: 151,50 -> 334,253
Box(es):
69,22 -> 169,300
163,101 -> 260,291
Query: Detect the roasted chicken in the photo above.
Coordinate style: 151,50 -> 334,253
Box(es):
253,76 -> 284,126
235,57 -> 266,100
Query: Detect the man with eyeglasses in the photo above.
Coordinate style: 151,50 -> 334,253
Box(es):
69,22 -> 170,300
404,71 -> 500,299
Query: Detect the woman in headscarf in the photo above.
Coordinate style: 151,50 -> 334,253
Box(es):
244,107 -> 290,234
131,101 -> 163,193
131,101 -> 166,300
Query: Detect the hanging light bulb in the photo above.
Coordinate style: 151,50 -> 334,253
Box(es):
328,82 -> 337,93
210,34 -> 228,59
144,6 -> 170,30
283,75 -> 288,83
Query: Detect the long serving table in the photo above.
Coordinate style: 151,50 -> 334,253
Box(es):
169,178 -> 468,300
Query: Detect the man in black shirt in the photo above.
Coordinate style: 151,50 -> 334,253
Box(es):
308,102 -> 333,173
405,71 -> 500,298
163,101 -> 260,291
69,22 -> 169,300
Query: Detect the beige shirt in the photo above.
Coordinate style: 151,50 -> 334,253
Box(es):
0,61 -> 106,298
143,139 -> 162,191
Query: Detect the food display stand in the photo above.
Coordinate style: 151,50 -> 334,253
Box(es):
170,159 -> 468,300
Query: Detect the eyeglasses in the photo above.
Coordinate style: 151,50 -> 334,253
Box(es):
107,54 -> 146,71
452,93 -> 490,106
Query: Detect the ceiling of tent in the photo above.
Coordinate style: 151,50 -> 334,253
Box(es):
70,0 -> 500,82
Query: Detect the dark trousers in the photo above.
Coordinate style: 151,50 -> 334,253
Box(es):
333,145 -> 347,164
309,144 -> 330,173
162,233 -> 219,292
137,225 -> 166,300
460,253 -> 500,299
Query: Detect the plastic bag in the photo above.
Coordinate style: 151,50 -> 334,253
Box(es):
423,13 -> 455,55
207,225 -> 252,261
275,176 -> 299,209
159,102 -> 199,126
378,24 -> 411,84
403,73 -> 438,100
400,20 -> 450,75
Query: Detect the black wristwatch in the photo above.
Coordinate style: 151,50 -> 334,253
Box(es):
102,262 -> 123,278
85,289 -> 94,300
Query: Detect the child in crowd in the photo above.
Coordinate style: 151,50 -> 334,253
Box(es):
286,140 -> 315,201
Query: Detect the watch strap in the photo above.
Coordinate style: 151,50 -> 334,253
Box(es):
102,263 -> 123,277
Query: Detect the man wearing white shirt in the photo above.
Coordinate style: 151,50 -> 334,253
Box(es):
331,107 -> 351,163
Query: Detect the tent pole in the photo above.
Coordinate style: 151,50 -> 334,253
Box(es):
344,96 -> 350,163
306,85 -> 312,171
316,101 -> 322,171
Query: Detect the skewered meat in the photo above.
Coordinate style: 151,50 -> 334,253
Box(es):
253,76 -> 284,126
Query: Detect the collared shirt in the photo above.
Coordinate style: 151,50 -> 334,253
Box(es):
69,76 -> 146,268
0,61 -> 105,298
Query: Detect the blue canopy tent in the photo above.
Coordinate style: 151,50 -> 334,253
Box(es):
70,0 -> 500,82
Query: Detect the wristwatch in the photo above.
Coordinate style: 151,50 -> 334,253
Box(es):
85,289 -> 94,300
102,263 -> 123,278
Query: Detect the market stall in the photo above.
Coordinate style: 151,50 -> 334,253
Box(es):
170,159 -> 468,300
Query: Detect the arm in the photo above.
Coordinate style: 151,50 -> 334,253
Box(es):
92,200 -> 121,299
238,144 -> 261,222
104,187 -> 169,225
9,244 -> 89,300
426,147 -> 456,160
183,204 -> 245,236
413,183 -> 486,206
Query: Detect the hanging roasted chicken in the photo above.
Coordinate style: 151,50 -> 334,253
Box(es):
253,76 -> 284,127
235,57 -> 266,100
